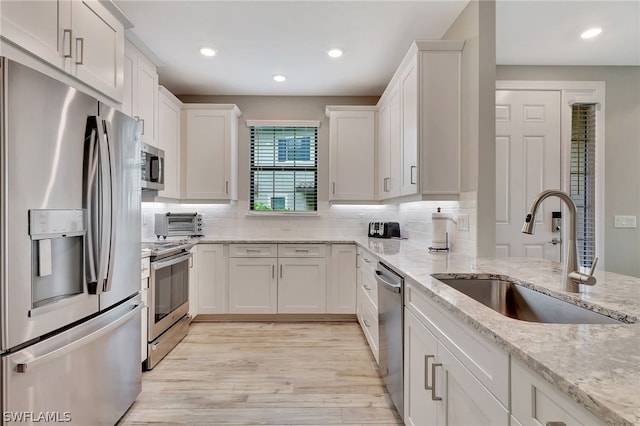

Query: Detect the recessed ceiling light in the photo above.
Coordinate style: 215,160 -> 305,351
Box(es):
200,47 -> 216,57
327,48 -> 343,58
580,28 -> 602,39
273,74 -> 286,82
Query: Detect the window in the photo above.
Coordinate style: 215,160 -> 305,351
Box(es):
570,104 -> 596,268
249,125 -> 318,212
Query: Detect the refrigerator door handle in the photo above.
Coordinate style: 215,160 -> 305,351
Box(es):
96,119 -> 113,293
84,127 -> 99,286
101,119 -> 117,293
15,302 -> 144,373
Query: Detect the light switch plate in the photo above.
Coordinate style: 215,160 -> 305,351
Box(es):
457,214 -> 469,231
614,215 -> 637,228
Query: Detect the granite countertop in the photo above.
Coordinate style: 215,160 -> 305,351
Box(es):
350,237 -> 640,425
147,236 -> 640,423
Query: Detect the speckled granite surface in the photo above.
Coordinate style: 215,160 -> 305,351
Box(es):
162,236 -> 640,424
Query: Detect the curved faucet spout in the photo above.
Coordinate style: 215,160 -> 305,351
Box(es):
521,189 -> 596,292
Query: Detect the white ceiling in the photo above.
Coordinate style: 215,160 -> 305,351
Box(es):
116,0 -> 640,97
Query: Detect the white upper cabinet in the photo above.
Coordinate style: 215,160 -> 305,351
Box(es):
184,104 -> 241,201
123,40 -> 158,146
1,0 -> 125,102
326,106 -> 376,202
157,86 -> 182,199
377,40 -> 464,201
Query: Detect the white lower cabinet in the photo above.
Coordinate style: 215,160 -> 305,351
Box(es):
195,244 -> 227,314
511,358 -> 605,426
356,247 -> 379,362
228,257 -> 278,314
404,309 -> 509,425
327,244 -> 357,314
404,279 -> 509,425
277,257 -> 326,313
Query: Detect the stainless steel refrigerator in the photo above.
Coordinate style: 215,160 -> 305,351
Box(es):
0,57 -> 143,425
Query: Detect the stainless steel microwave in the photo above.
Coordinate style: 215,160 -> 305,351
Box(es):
141,143 -> 164,191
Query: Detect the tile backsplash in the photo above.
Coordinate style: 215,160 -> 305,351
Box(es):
142,199 -> 472,256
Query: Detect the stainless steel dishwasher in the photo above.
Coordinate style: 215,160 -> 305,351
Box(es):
375,262 -> 404,419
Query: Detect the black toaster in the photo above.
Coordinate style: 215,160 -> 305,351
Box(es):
368,222 -> 401,238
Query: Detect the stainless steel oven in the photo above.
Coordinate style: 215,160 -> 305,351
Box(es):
145,241 -> 193,369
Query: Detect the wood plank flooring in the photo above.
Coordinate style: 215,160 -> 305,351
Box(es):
119,321 -> 403,425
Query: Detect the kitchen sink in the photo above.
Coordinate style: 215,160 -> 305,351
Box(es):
432,276 -> 624,324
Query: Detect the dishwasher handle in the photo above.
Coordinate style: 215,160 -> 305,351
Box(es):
375,270 -> 402,293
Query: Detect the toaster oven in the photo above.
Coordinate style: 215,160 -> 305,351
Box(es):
155,213 -> 203,239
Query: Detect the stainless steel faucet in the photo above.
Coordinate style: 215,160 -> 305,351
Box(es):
522,189 -> 598,293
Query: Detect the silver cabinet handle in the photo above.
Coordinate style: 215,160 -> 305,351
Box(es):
363,319 -> 371,328
431,362 -> 442,401
280,264 -> 283,278
424,355 -> 434,390
75,37 -> 84,65
410,165 -> 417,184
63,29 -> 73,58
295,249 -> 309,253
546,423 -> 566,426
139,118 -> 145,135
225,181 -> 229,194
363,284 -> 372,291
384,177 -> 390,192
333,182 -> 336,194
272,264 -> 275,279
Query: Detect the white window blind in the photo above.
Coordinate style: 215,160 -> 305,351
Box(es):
570,104 -> 596,268
249,125 -> 318,212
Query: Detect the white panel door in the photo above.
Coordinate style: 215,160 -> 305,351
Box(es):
228,258 -> 277,313
196,244 -> 227,315
495,90 -> 561,261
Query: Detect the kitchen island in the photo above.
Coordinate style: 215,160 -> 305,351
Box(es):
175,237 -> 640,424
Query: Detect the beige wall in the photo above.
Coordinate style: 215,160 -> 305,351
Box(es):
443,0 -> 496,257
178,95 -> 379,203
496,66 -> 640,277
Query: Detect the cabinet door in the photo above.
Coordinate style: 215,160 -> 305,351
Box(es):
400,56 -> 418,196
71,0 -> 124,102
196,245 -> 227,314
388,85 -> 402,198
122,44 -> 136,117
228,258 -> 277,313
136,54 -> 158,145
0,0 -> 71,71
277,258 -> 326,313
329,110 -> 375,201
404,309 -> 439,426
437,343 -> 509,426
185,109 -> 231,200
157,88 -> 182,199
327,245 -> 356,314
378,100 -> 391,199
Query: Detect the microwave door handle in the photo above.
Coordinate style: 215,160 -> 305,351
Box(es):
96,120 -> 113,293
84,126 -> 99,287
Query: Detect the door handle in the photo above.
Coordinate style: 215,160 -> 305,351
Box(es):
63,29 -> 73,58
549,237 -> 562,245
75,37 -> 84,65
431,362 -> 443,401
410,165 -> 417,185
424,355 -> 434,390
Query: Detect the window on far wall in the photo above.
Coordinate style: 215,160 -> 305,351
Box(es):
570,103 -> 596,268
249,125 -> 318,213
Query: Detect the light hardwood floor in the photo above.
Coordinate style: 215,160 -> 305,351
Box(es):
119,321 -> 403,425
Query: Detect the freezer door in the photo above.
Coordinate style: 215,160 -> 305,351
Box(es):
97,105 -> 142,310
2,297 -> 143,425
1,58 -> 100,351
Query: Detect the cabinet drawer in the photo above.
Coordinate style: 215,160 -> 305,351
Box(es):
511,358 -> 605,426
229,244 -> 277,257
360,269 -> 378,308
357,249 -> 377,276
141,257 -> 150,280
357,283 -> 379,363
278,244 -> 326,258
405,280 -> 509,407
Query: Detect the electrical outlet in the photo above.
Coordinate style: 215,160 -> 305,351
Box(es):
457,214 -> 469,231
614,215 -> 637,228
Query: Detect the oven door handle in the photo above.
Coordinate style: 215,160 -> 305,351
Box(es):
151,252 -> 193,270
